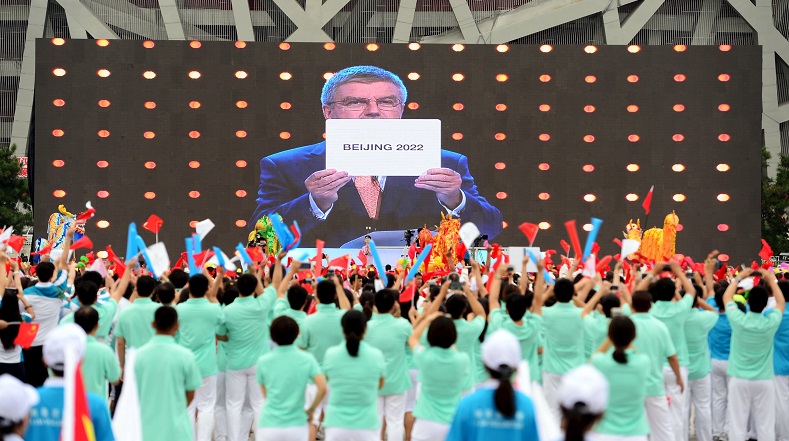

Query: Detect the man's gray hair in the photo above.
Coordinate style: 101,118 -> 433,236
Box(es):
321,65 -> 408,105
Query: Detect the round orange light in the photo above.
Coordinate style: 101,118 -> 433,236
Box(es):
718,224 -> 729,232
584,194 -> 596,202
453,103 -> 464,111
144,101 -> 156,109
672,164 -> 685,172
186,101 -> 200,109
674,74 -> 686,82
236,100 -> 248,108
53,190 -> 66,198
673,104 -> 685,112
538,222 -> 551,229
628,45 -> 641,53
496,44 -> 509,53
96,160 -> 109,168
584,105 -> 595,113
539,74 -> 551,82
98,100 -> 110,108
627,105 -> 639,112
235,41 -> 247,48
190,41 -> 202,48
323,42 -> 336,50
280,72 -> 292,80
626,164 -> 640,172
144,192 -> 156,199
583,135 -> 595,143
407,102 -> 419,110
583,223 -> 594,232
674,44 -> 687,52
494,162 -> 506,170
628,134 -> 640,142
98,130 -> 110,138
188,161 -> 200,168
718,104 -> 730,112
236,190 -> 247,198
188,131 -> 200,139
584,45 -> 597,54
52,129 -> 64,137
143,40 -> 155,48
53,68 -> 66,77
323,72 -> 335,80
189,191 -> 200,198
718,134 -> 731,142
52,38 -> 65,46
452,133 -> 463,140
719,44 -> 732,52
496,192 -> 508,199
143,131 -> 155,139
496,74 -> 508,82
280,102 -> 292,110
408,72 -> 420,80
452,44 -> 464,52
189,221 -> 198,228
495,104 -> 507,111
626,193 -> 639,201
627,75 -> 639,83
673,194 -> 686,202
53,99 -> 65,107
52,160 -> 65,167
539,104 -> 551,112
236,220 -> 247,228
97,69 -> 111,78
280,132 -> 291,139
452,73 -> 464,81
494,133 -> 506,141
585,75 -> 596,83
96,220 -> 110,228
235,71 -> 248,79
717,194 -> 730,202
96,39 -> 109,47
672,134 -> 685,142
188,71 -> 201,79
408,43 -> 421,50
143,71 -> 156,79
582,164 -> 594,172
144,161 -> 156,169
279,42 -> 290,50
538,163 -> 550,171
97,191 -> 109,198
718,74 -> 730,82
539,45 -> 552,53
366,43 -> 379,51
538,193 -> 550,200
236,130 -> 247,138
716,163 -> 730,172
236,160 -> 247,168
539,134 -> 550,141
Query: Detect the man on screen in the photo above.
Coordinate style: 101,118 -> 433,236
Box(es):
251,65 -> 502,246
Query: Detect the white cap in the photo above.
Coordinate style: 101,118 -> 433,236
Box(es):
0,374 -> 39,423
737,277 -> 754,291
43,323 -> 87,370
481,330 -> 521,370
558,365 -> 609,414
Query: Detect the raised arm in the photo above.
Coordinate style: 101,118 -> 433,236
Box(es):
488,263 -> 509,311
0,250 -> 7,293
463,280 -> 486,320
518,255 -> 530,294
110,259 -> 137,302
704,251 -> 719,300
416,280 -> 450,327
764,269 -> 785,314
270,251 -> 287,293
56,226 -> 76,271
670,260 -> 695,297
206,267 -> 224,303
723,268 -> 751,305
408,311 -> 442,351
533,258 -> 547,316
334,274 -> 351,311
469,259 -> 487,298
581,277 -> 607,318
278,259 -> 300,299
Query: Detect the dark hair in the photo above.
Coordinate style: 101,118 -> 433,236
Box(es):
316,280 -> 336,304
154,282 -> 176,304
486,364 -> 516,418
651,278 -> 676,302
385,273 -> 396,289
364,235 -> 371,239
689,284 -> 703,308
287,285 -> 309,311
270,316 -> 299,346
502,284 -> 521,304
600,294 -> 621,318
74,306 -> 99,334
713,287 -> 726,312
341,309 -> 367,357
505,293 -> 529,321
154,306 -> 178,332
478,297 -> 490,342
168,269 -> 189,289
778,280 -> 789,300
36,262 -> 55,283
609,316 -> 636,364
359,292 -> 375,320
445,295 -> 468,320
188,274 -> 209,297
374,289 -> 397,313
222,286 -> 240,306
0,292 -> 21,350
748,286 -> 769,313
136,275 -> 157,298
178,287 -> 190,304
561,403 -> 602,441
426,316 -> 456,348
75,281 -> 99,306
554,278 -> 575,303
81,271 -> 104,288
632,290 -> 653,313
236,274 -> 257,296
342,288 -> 355,309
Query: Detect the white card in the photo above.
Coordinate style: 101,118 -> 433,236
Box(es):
145,242 -> 170,279
621,239 -> 641,258
325,119 -> 441,176
459,222 -> 481,248
507,247 -> 540,273
195,219 -> 215,241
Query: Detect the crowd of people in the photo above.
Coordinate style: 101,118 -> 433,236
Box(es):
0,225 -> 787,441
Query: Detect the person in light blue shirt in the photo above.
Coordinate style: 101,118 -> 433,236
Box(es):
706,289 -> 732,440
446,330 -> 539,441
773,280 -> 789,441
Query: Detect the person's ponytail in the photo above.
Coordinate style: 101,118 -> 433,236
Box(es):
562,403 -> 600,441
346,331 -> 360,357
341,309 -> 367,358
491,365 -> 516,418
612,347 -> 628,364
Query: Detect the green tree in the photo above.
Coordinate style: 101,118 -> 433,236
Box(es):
762,147 -> 789,253
0,144 -> 33,231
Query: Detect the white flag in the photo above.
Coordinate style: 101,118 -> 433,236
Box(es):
195,219 -> 215,241
112,349 -> 142,441
459,222 -> 481,248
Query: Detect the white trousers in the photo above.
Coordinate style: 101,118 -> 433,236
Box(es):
305,383 -> 329,427
688,374 -> 711,441
226,365 -> 264,441
404,369 -> 419,413
710,359 -> 728,438
644,396 -> 674,441
188,375 -> 217,441
377,393 -> 406,441
590,434 -> 648,441
542,372 -> 563,424
215,372 -> 228,441
324,427 -> 378,441
411,419 -> 449,441
254,425 -> 308,441
662,365 -> 689,441
776,376 -> 789,441
727,377 -> 776,441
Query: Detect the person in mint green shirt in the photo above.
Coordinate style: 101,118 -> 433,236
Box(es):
583,294 -> 621,359
364,288 -> 413,441
684,296 -> 719,441
272,276 -> 309,348
114,275 -> 160,376
722,269 -> 785,441
135,306 -> 202,441
591,316 -> 650,439
176,273 -> 225,441
73,306 -> 120,403
255,316 -> 327,441
408,312 -> 468,441
322,309 -> 385,441
59,277 -> 122,343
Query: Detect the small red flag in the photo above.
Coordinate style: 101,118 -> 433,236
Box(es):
327,255 -> 350,271
32,243 -> 53,256
192,250 -> 215,267
407,243 -> 417,260
5,235 -> 24,253
85,251 -> 95,265
518,222 -> 539,246
751,261 -> 760,270
357,249 -> 367,266
642,185 -> 654,215
592,243 -> 600,256
399,283 -> 416,303
456,242 -> 467,262
75,202 -> 96,223
71,362 -> 95,441
106,245 -> 125,278
246,247 -> 264,263
560,240 -> 571,255
13,323 -> 38,349
143,214 -> 164,235
172,252 -> 188,271
714,264 -> 727,281
69,236 -> 93,251
759,239 -> 773,262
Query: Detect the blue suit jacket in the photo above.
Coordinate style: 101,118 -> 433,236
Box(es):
251,141 -> 502,246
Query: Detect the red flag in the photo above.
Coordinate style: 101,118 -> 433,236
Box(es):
613,238 -> 623,248
560,240 -> 570,255
85,252 -> 95,265
759,239 -> 773,262
592,243 -> 600,256
192,250 -> 215,267
32,243 -> 53,256
13,323 -> 38,348
518,222 -> 539,246
714,264 -> 727,281
315,239 -> 325,277
69,236 -> 93,251
357,250 -> 368,266
5,235 -> 24,253
106,245 -> 125,278
456,242 -> 467,262
68,362 -> 95,441
407,243 -> 417,260
143,214 -> 164,235
327,255 -> 350,271
400,283 -> 417,303
642,185 -> 654,215
172,252 -> 188,271
564,221 -> 583,259
246,247 -> 264,263
751,261 -> 760,270
75,203 -> 96,223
